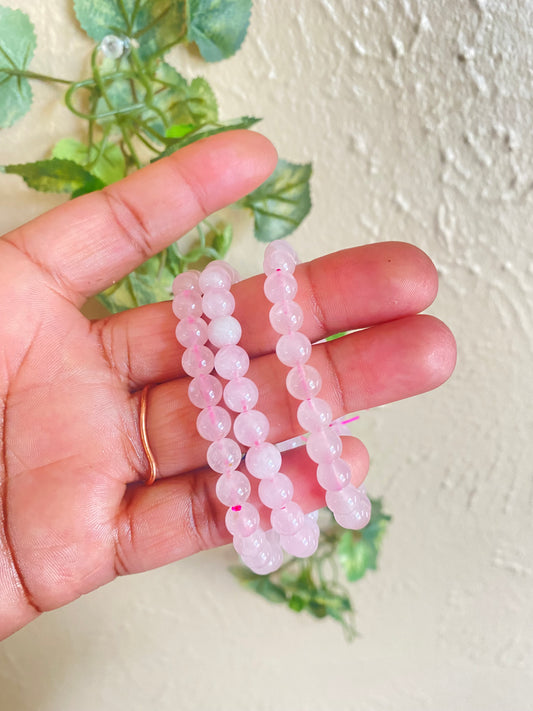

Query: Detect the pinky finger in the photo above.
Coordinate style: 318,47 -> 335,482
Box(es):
113,436 -> 369,575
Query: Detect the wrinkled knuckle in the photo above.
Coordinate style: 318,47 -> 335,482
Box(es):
186,475 -> 228,552
100,188 -> 153,263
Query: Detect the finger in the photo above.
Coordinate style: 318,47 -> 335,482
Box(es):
114,436 -> 368,575
94,241 -> 438,388
3,131 -> 277,306
128,313 -> 456,483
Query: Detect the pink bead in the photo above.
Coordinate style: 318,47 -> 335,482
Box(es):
172,270 -> 200,295
332,491 -> 371,530
199,264 -> 232,291
316,458 -> 351,490
234,410 -> 270,446
188,374 -> 223,409
196,405 -> 232,441
264,272 -> 298,302
306,429 -> 343,463
175,316 -> 208,348
202,288 -> 235,319
263,246 -> 297,275
207,315 -> 242,347
266,240 -> 298,262
276,332 -> 312,366
207,438 -> 242,473
297,397 -> 333,432
233,529 -> 266,556
325,483 -> 364,514
258,473 -> 294,509
182,344 -> 215,377
225,502 -> 260,537
223,377 -> 259,412
286,364 -> 322,400
214,345 -> 249,379
269,301 -> 304,334
216,470 -> 251,506
245,443 -> 282,479
271,501 -> 305,535
241,542 -> 273,571
280,520 -> 320,557
172,290 -> 202,319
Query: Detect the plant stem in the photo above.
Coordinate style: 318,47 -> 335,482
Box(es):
2,68 -> 72,85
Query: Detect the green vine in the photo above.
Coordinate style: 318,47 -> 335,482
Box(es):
0,0 -> 390,637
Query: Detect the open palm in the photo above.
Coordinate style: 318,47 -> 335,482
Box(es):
0,131 -> 456,640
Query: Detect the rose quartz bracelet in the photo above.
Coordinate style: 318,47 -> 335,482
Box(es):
263,240 -> 372,531
172,265 -> 283,575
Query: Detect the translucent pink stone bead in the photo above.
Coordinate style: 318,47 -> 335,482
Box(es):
182,344 -> 215,377
269,301 -> 304,334
202,288 -> 235,319
198,264 -> 232,291
264,271 -> 298,302
175,316 -> 208,348
207,315 -> 242,347
223,377 -> 259,413
188,374 -> 223,409
225,503 -> 260,537
263,246 -> 297,275
196,405 -> 232,441
332,492 -> 371,530
316,457 -> 351,490
286,364 -> 322,400
280,519 -> 320,557
216,470 -> 251,506
266,240 -> 298,262
297,397 -> 333,431
206,438 -> 242,473
271,501 -> 305,535
306,429 -> 343,463
325,483 -> 365,514
233,529 -> 266,557
245,442 -> 282,479
172,270 -> 200,295
258,473 -> 294,509
276,332 -> 312,366
234,410 -> 270,446
214,344 -> 249,379
172,290 -> 202,319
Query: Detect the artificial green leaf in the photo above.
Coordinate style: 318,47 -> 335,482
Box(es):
186,0 -> 252,62
288,595 -> 306,612
155,116 -> 260,158
228,567 -> 288,604
188,77 -> 218,124
165,123 -> 195,138
337,498 -> 392,582
337,533 -> 377,582
52,138 -> 126,185
239,159 -> 312,242
212,222 -> 232,257
0,7 -> 36,128
146,63 -> 218,138
97,250 -> 173,312
73,0 -> 187,61
3,159 -> 104,194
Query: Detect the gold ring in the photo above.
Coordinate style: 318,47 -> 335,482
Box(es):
139,385 -> 158,486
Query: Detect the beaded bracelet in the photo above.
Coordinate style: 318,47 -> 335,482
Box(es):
172,266 -> 283,575
199,262 -> 319,560
263,240 -> 372,531
172,245 -> 371,575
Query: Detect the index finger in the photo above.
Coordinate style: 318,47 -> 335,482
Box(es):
2,131 -> 278,306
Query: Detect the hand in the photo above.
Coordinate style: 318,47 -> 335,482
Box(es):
0,131 -> 456,640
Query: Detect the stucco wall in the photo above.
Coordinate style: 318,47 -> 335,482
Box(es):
1,1 -> 532,709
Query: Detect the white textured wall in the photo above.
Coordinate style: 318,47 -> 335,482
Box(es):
1,1 -> 533,709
